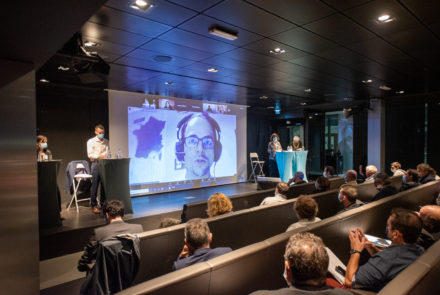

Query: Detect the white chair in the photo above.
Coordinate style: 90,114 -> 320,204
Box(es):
67,163 -> 92,213
248,152 -> 265,182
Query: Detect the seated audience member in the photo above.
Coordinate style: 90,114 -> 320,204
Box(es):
287,171 -> 306,186
173,218 -> 232,270
364,165 -> 378,182
357,164 -> 366,183
78,200 -> 144,272
337,184 -> 364,214
372,173 -> 398,202
417,205 -> 440,249
159,217 -> 181,228
312,176 -> 330,194
260,182 -> 289,206
390,162 -> 405,176
250,233 -> 352,295
323,165 -> 336,178
345,208 -> 424,292
401,169 -> 419,191
344,170 -> 358,185
207,193 -> 233,217
417,163 -> 437,184
286,196 -> 321,232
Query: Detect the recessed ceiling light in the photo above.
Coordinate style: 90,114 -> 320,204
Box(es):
396,90 -> 405,94
208,68 -> 219,73
259,95 -> 268,99
209,25 -> 238,41
39,78 -> 49,83
379,85 -> 392,91
84,41 -> 98,47
269,47 -> 286,55
57,65 -> 70,71
153,55 -> 172,62
267,106 -> 275,109
344,97 -> 353,101
131,0 -> 154,11
300,102 -> 307,106
164,81 -> 174,85
304,88 -> 311,93
308,116 -> 313,119
376,14 -> 396,23
362,79 -> 373,83
314,113 -> 319,116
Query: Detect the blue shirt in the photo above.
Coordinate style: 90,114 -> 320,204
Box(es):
354,243 -> 424,292
173,247 -> 232,270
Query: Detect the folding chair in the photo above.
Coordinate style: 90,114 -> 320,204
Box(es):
67,163 -> 92,213
248,152 -> 265,182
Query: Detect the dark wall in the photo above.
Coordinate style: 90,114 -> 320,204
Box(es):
353,108 -> 368,172
427,101 -> 440,170
306,115 -> 325,174
0,66 -> 39,294
385,100 -> 426,172
247,110 -> 272,176
36,84 -> 108,203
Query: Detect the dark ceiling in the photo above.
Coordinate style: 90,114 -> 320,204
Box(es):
41,0 -> 440,110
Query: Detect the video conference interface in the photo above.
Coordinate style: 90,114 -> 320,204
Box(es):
108,91 -> 247,196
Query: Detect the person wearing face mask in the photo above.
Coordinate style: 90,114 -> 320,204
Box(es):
371,173 -> 398,202
36,135 -> 52,161
267,133 -> 282,177
344,209 -> 424,292
250,232 -> 352,295
337,184 -> 364,214
401,169 -> 419,191
87,124 -> 109,214
312,176 -> 330,194
323,165 -> 336,178
390,162 -> 405,176
344,170 -> 358,185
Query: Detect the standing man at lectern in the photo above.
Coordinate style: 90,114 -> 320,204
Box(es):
267,133 -> 282,177
87,124 -> 109,214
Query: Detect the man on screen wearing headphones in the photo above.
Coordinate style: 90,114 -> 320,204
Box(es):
176,112 -> 222,180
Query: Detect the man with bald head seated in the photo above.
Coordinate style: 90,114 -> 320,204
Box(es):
417,205 -> 440,249
345,209 -> 423,292
364,165 -> 378,182
250,233 -> 352,295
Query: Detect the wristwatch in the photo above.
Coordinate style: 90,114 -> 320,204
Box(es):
350,249 -> 362,255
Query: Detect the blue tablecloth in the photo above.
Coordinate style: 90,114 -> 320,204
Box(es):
275,151 -> 308,183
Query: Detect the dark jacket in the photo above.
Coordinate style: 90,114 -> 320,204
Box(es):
80,234 -> 141,295
401,182 -> 419,191
173,247 -> 232,270
419,174 -> 436,184
372,185 -> 398,202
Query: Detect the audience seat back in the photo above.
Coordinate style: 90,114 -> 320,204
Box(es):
329,177 -> 345,190
356,175 -> 402,203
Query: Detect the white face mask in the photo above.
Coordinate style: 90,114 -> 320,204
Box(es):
273,138 -> 277,142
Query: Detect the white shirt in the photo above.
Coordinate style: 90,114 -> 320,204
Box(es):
260,194 -> 287,206
285,217 -> 321,232
87,136 -> 109,161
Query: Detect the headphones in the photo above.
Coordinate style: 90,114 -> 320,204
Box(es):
175,112 -> 222,162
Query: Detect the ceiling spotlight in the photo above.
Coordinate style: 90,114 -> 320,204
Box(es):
308,116 -> 313,119
84,41 -> 98,47
39,78 -> 50,83
344,97 -> 353,101
379,85 -> 392,91
209,25 -> 238,41
259,95 -> 268,99
57,65 -> 70,71
131,0 -> 154,11
269,47 -> 286,55
396,90 -> 405,94
362,79 -> 373,83
300,102 -> 307,106
304,88 -> 312,93
208,68 -> 219,73
164,81 -> 174,85
376,14 -> 396,23
267,106 -> 275,109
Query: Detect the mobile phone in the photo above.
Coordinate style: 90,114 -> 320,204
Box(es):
336,266 -> 346,276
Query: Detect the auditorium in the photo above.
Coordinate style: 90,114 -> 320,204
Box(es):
2,1 -> 440,294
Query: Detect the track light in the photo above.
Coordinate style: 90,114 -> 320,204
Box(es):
131,0 -> 154,11
209,25 -> 238,41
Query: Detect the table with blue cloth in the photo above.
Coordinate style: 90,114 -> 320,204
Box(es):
275,151 -> 308,183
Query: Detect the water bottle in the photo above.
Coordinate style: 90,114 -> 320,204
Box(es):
46,150 -> 52,161
117,149 -> 121,159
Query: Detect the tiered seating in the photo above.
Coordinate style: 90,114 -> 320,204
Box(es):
117,180 -> 439,295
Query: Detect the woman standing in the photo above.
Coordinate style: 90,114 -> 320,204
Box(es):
267,133 -> 282,177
